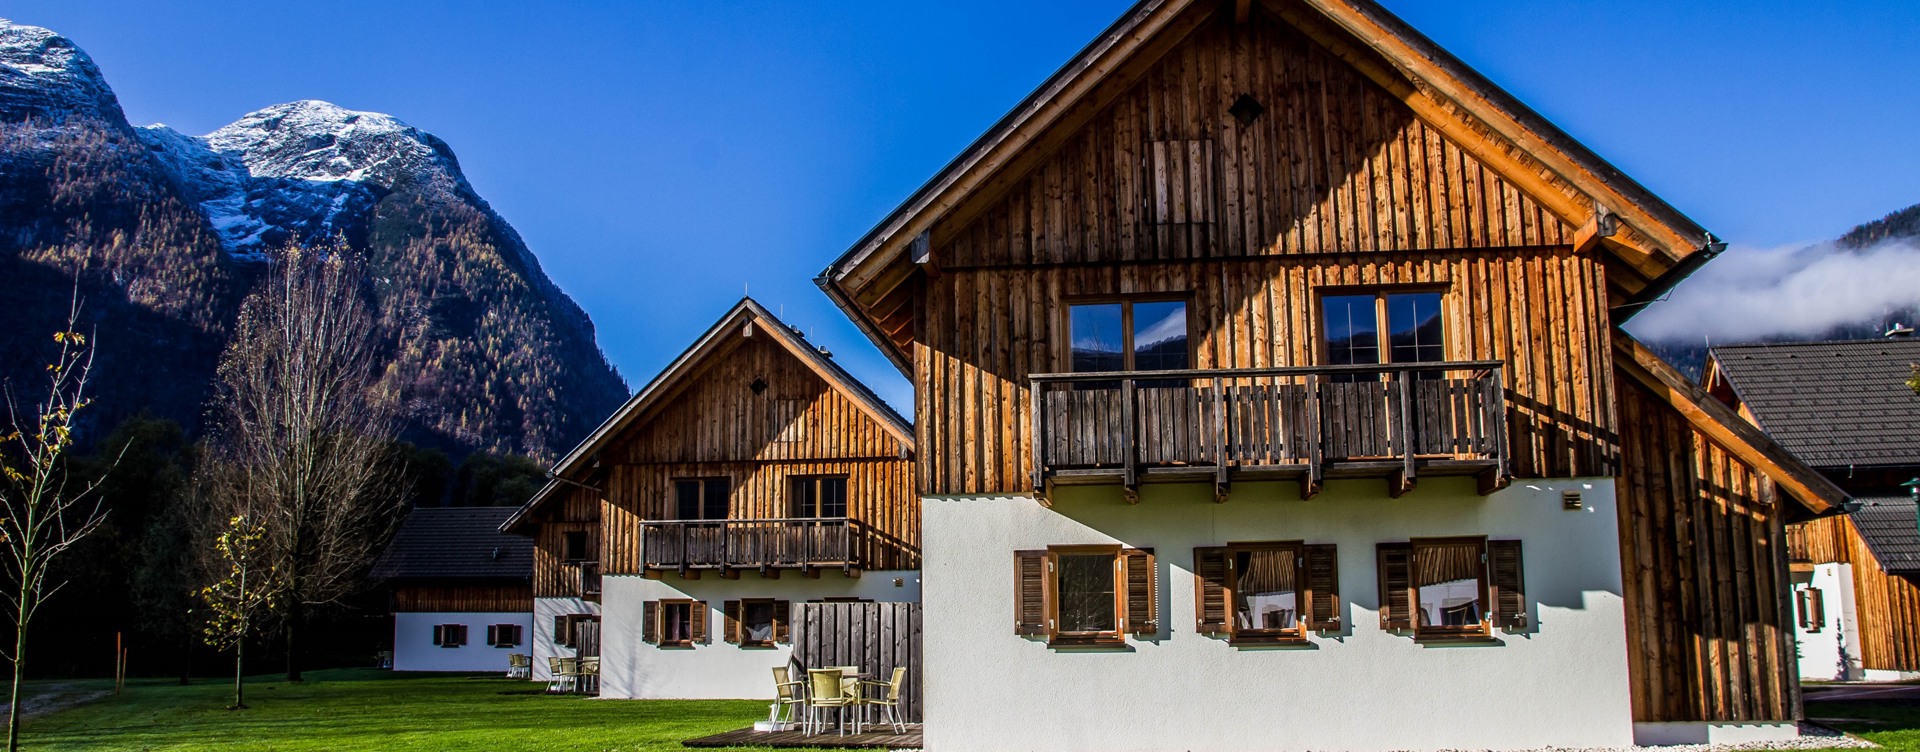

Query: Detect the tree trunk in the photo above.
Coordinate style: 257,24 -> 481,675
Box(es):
8,600 -> 27,752
179,628 -> 191,686
283,600 -> 302,683
231,640 -> 245,710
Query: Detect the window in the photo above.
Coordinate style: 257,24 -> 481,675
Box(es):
1193,543 -> 1340,643
791,476 -> 848,518
562,531 -> 589,562
1797,586 -> 1826,633
1376,537 -> 1525,640
553,614 -> 598,648
1013,547 -> 1155,647
431,624 -> 467,648
643,599 -> 707,647
486,624 -> 523,648
673,477 -> 731,520
1068,299 -> 1189,373
724,599 -> 789,647
1321,290 -> 1446,378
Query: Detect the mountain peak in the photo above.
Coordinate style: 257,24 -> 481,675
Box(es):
0,18 -> 122,123
205,99 -> 457,187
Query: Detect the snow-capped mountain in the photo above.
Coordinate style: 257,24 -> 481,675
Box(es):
0,18 -> 628,461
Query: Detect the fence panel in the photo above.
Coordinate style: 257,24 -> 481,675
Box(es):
790,602 -> 922,722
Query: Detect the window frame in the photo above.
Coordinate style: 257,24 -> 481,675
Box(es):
1408,535 -> 1491,641
1062,295 -> 1194,373
1047,544 -> 1125,647
790,475 -> 850,519
487,623 -> 523,648
671,477 -> 732,521
432,624 -> 467,648
1223,541 -> 1309,646
659,599 -> 700,648
736,598 -> 780,648
562,530 -> 590,563
1316,286 -> 1450,368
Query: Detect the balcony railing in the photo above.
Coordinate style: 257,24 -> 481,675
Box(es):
640,518 -> 866,573
1030,361 -> 1508,500
573,561 -> 601,598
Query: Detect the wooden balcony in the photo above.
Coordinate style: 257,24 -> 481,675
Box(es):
571,561 -> 601,600
640,518 -> 867,578
1030,361 -> 1509,501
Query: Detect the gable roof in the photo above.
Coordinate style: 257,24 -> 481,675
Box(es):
500,297 -> 913,534
1851,495 -> 1920,577
1614,331 -> 1850,516
1706,339 -> 1920,470
819,0 -> 1719,374
370,507 -> 530,581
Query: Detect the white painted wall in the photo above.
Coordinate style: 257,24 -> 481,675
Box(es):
532,596 -> 601,682
599,571 -> 921,700
392,611 -> 531,673
1794,563 -> 1862,681
922,477 -> 1634,752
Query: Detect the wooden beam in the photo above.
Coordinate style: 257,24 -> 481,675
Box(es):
1387,471 -> 1415,499
1475,467 -> 1509,496
720,567 -> 740,581
1612,329 -> 1847,514
1233,0 -> 1253,24
1572,211 -> 1619,255
1298,476 -> 1322,501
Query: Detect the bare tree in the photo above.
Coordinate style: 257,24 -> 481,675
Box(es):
0,303 -> 110,752
197,245 -> 401,683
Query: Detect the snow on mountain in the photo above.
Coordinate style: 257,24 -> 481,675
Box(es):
137,100 -> 468,259
0,18 -> 122,123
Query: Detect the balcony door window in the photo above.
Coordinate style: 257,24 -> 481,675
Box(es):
1068,299 -> 1189,373
673,477 -> 731,520
1321,290 -> 1445,373
791,476 -> 848,519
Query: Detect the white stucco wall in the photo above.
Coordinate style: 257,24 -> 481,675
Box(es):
532,596 -> 601,682
392,611 -> 531,673
922,477 -> 1633,752
599,571 -> 921,700
1795,563 -> 1862,681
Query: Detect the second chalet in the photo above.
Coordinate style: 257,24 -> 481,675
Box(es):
504,298 -> 919,698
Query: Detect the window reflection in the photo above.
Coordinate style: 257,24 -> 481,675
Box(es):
1070,303 -> 1125,373
1415,541 -> 1484,630
1387,292 -> 1445,365
1234,548 -> 1299,634
1322,294 -> 1380,367
1056,553 -> 1116,633
1131,301 -> 1189,371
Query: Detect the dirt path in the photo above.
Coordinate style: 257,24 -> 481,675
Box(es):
0,683 -> 112,722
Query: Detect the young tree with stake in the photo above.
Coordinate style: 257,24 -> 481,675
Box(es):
198,514 -> 280,710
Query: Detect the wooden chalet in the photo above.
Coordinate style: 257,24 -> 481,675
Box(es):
815,0 -> 1848,749
1708,338 -> 1920,680
503,297 -> 919,698
369,507 -> 533,672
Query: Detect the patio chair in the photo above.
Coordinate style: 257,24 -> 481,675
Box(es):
771,666 -> 806,726
857,667 -> 908,734
507,653 -> 531,679
550,657 -> 580,693
805,668 -> 854,736
576,657 -> 600,694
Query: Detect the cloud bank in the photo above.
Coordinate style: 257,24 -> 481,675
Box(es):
1627,240 -> 1920,344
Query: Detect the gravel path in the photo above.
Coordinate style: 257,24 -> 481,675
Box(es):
0,682 -> 111,722
1421,723 -> 1874,752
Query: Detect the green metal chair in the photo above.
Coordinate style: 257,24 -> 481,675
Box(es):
857,667 -> 908,734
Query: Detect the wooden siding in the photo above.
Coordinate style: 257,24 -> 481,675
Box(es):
1615,373 -> 1796,723
1795,514 -> 1920,672
916,248 -> 1613,495
932,10 -> 1571,268
790,602 -> 925,723
533,485 -> 602,599
602,458 -> 918,573
391,582 -> 532,613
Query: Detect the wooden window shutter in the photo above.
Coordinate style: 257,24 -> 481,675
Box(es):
642,602 -> 660,645
432,625 -> 445,646
1377,542 -> 1412,631
1122,548 -> 1156,635
1303,544 -> 1341,631
1192,546 -> 1230,634
1014,550 -> 1050,636
1488,540 -> 1526,630
773,600 -> 791,643
691,601 -> 709,644
723,600 -> 742,644
485,625 -> 499,646
1812,588 -> 1826,629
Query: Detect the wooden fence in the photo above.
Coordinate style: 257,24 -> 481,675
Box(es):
790,602 -> 923,722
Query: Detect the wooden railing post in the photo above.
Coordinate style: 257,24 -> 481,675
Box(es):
1211,375 -> 1228,501
1393,372 -> 1416,498
1121,378 -> 1138,498
1302,374 -> 1323,500
1031,381 -> 1045,493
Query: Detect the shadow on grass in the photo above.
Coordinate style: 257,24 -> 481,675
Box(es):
1806,698 -> 1920,752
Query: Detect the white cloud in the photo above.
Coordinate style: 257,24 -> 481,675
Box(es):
1628,239 -> 1920,344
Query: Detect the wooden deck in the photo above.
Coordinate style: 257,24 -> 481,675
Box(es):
682,725 -> 923,749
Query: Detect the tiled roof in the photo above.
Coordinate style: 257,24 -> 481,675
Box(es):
1709,339 -> 1920,469
369,507 -> 530,581
1852,495 -> 1920,577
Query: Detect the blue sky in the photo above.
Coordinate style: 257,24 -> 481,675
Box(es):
10,1 -> 1920,411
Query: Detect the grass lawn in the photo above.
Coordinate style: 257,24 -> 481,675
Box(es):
19,668 -> 800,751
1808,698 -> 1920,752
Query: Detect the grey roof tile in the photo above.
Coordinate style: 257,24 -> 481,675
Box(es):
369,507 -> 531,581
1709,339 -> 1920,469
1851,495 -> 1920,577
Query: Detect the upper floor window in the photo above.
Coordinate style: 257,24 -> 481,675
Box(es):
674,477 -> 731,520
791,476 -> 848,518
1068,298 -> 1189,373
562,531 -> 590,562
1321,290 -> 1445,368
